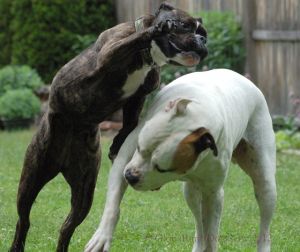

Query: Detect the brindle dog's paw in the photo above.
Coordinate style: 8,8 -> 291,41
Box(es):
154,19 -> 178,35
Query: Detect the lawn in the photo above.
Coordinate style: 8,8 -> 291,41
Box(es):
0,130 -> 299,252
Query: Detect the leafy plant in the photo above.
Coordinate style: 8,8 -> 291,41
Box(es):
0,89 -> 41,120
276,130 -> 300,151
10,0 -> 116,82
199,11 -> 245,72
160,11 -> 245,84
0,0 -> 12,67
273,115 -> 298,133
71,34 -> 97,54
0,65 -> 44,97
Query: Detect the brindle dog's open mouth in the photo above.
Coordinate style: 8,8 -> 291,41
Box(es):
168,40 -> 202,66
169,40 -> 184,53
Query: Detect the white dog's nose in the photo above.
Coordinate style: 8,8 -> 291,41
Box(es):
125,169 -> 140,186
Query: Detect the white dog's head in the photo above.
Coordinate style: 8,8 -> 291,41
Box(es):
124,98 -> 218,191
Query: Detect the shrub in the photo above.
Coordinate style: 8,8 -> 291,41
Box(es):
71,34 -> 98,54
10,0 -> 116,83
276,130 -> 300,151
0,65 -> 44,97
0,89 -> 41,120
0,0 -> 13,67
160,11 -> 245,84
199,11 -> 245,72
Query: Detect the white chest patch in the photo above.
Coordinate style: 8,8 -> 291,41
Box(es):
150,41 -> 168,67
122,65 -> 151,98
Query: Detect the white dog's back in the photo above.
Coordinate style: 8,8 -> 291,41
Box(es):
145,69 -> 273,151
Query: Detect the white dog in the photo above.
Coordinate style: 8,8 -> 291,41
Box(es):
85,69 -> 277,252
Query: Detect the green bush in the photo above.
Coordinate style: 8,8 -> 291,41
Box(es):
0,89 -> 41,120
199,11 -> 245,72
0,65 -> 44,97
10,0 -> 115,83
161,11 -> 245,84
276,130 -> 300,151
0,0 -> 13,67
71,34 -> 98,54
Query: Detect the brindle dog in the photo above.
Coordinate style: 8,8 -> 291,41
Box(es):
10,2 -> 207,252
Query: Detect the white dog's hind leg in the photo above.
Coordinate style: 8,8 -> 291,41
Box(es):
85,129 -> 140,252
183,182 -> 205,252
233,109 -> 276,252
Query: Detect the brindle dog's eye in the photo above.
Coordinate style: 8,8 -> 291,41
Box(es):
180,21 -> 189,29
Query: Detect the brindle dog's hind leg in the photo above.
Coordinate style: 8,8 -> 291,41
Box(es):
10,120 -> 60,252
57,127 -> 101,252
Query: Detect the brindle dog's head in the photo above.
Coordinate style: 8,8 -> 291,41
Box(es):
151,2 -> 208,67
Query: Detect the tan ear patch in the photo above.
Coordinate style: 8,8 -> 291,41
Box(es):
171,129 -> 205,173
171,128 -> 217,174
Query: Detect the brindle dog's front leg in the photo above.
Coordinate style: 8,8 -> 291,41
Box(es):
109,67 -> 160,160
97,20 -> 177,71
108,96 -> 145,161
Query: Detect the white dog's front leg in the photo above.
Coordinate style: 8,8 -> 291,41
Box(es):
85,128 -> 140,252
183,182 -> 204,252
84,157 -> 128,252
201,187 -> 224,252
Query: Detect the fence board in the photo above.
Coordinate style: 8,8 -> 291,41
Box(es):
253,0 -> 300,116
115,0 -> 300,117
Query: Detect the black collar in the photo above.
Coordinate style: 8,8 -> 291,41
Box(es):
135,17 -> 156,67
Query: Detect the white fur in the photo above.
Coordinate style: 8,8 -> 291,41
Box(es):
85,69 -> 276,252
150,41 -> 168,67
122,65 -> 151,98
196,21 -> 200,31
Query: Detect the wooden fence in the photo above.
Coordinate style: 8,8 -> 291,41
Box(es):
115,0 -> 300,117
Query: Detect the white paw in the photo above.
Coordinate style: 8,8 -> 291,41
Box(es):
84,228 -> 112,252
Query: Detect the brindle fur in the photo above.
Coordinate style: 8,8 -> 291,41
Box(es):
10,3 -> 207,252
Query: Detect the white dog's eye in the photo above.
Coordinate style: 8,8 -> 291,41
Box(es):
154,164 -> 175,173
138,144 -> 151,158
154,164 -> 164,173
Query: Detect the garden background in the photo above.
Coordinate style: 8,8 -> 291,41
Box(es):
0,0 -> 300,251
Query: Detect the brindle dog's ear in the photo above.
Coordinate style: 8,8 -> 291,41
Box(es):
156,2 -> 175,16
197,17 -> 203,24
193,128 -> 218,156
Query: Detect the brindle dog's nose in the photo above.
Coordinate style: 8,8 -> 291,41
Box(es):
195,34 -> 207,45
125,169 -> 140,185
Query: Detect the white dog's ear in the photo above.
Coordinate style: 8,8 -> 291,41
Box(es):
193,127 -> 218,156
172,127 -> 218,174
175,99 -> 192,115
164,98 -> 192,115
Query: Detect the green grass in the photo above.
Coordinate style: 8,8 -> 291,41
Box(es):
0,130 -> 299,251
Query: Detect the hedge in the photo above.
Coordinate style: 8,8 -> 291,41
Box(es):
0,0 -> 12,67
0,0 -> 115,83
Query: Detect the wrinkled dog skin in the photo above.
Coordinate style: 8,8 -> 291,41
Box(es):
9,2 -> 208,252
86,70 -> 276,252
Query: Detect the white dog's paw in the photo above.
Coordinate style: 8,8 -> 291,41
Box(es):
84,229 -> 112,252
